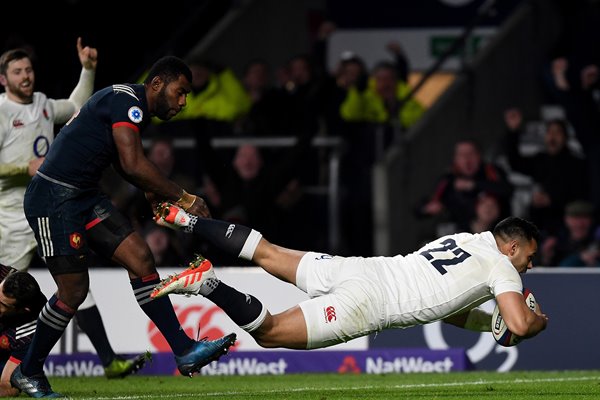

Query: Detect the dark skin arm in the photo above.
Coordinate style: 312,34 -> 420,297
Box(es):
444,294 -> 548,338
496,291 -> 547,338
113,125 -> 210,217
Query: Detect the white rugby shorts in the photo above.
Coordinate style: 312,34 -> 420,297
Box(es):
295,252 -> 386,349
0,205 -> 37,271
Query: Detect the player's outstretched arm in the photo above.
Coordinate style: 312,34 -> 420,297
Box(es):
496,291 -> 547,338
443,308 -> 492,332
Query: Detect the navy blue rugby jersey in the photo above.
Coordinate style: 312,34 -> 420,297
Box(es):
0,264 -> 46,363
38,84 -> 149,188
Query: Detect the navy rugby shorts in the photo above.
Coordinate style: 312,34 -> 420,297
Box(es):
24,174 -> 133,259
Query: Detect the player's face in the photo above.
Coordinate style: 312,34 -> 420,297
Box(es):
0,283 -> 22,318
3,57 -> 35,104
154,75 -> 191,121
509,238 -> 538,274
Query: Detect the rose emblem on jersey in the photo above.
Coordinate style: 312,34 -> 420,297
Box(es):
128,106 -> 143,123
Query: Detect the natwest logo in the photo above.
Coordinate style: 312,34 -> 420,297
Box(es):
324,305 -> 336,323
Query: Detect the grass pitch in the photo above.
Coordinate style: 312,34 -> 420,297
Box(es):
10,371 -> 600,399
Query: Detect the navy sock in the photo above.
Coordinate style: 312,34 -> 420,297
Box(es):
75,305 -> 116,367
130,274 -> 193,356
21,295 -> 75,376
190,218 -> 261,260
206,282 -> 266,332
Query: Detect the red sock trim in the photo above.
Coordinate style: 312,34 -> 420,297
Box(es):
142,273 -> 159,282
55,299 -> 76,314
9,356 -> 21,365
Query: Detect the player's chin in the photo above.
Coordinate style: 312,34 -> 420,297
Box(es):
156,110 -> 177,121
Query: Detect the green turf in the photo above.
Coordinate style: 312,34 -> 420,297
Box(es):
9,371 -> 600,399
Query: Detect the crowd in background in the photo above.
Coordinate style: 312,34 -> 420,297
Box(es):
6,10 -> 600,269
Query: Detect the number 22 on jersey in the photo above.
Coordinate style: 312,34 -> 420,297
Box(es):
419,238 -> 471,275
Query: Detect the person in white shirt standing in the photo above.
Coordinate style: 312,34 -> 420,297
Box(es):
0,39 -> 146,378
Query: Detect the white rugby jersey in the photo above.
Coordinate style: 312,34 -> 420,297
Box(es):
0,92 -> 75,199
370,231 -> 522,328
0,93 -> 76,267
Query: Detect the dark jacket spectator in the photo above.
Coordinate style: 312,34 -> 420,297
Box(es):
419,139 -> 513,232
503,108 -> 588,234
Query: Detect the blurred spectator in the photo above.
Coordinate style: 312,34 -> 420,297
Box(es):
540,200 -> 598,266
200,140 -> 320,263
469,192 -> 502,234
323,51 -> 369,136
418,139 -> 513,234
168,59 -> 251,124
339,61 -> 425,130
142,223 -> 186,267
237,59 -> 288,136
502,108 -> 588,234
549,57 -> 600,218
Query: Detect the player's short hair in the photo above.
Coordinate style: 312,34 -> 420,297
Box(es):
144,56 -> 192,86
2,271 -> 40,309
0,48 -> 31,75
493,217 -> 540,245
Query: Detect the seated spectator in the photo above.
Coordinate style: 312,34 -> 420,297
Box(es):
469,192 -> 502,234
418,139 -> 513,233
201,141 -> 319,262
142,223 -> 186,267
503,108 -> 588,234
540,201 -> 598,266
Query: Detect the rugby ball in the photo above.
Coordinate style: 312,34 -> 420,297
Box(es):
491,288 -> 537,347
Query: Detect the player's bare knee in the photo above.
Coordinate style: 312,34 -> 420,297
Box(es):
249,314 -> 277,348
57,284 -> 88,309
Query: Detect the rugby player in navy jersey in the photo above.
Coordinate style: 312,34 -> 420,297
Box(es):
0,266 -> 46,397
10,56 -> 236,398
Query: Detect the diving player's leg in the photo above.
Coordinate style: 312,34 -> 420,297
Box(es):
252,238 -> 306,285
226,292 -> 377,350
155,202 -> 306,285
251,306 -> 308,349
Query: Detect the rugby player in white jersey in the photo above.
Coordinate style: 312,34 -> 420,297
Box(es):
153,204 -> 548,349
0,39 -> 146,378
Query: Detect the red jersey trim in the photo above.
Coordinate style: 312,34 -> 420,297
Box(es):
113,121 -> 139,133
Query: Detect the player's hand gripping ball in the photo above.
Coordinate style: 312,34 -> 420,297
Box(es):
491,288 -> 537,347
